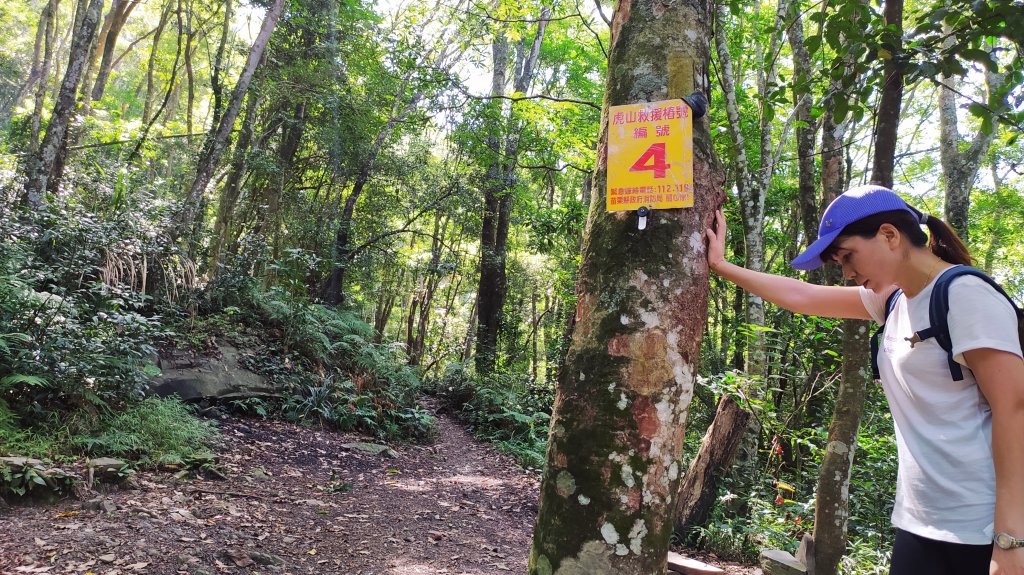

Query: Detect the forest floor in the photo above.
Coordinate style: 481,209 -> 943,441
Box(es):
0,403 -> 760,575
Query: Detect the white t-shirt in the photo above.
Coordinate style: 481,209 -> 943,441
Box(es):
861,267 -> 1023,544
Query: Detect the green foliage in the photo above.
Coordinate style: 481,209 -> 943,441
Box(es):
74,397 -> 217,466
188,281 -> 434,441
0,206 -> 168,425
0,458 -> 77,498
692,371 -> 899,571
426,364 -> 551,468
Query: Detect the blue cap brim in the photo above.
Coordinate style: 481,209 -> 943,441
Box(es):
791,228 -> 843,271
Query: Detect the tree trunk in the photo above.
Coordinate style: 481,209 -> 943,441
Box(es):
809,7 -> 868,574
938,43 -> 1003,241
674,396 -> 751,537
174,0 -> 285,239
208,86 -> 261,277
1,0 -> 53,126
714,0 -> 787,481
982,160 -> 1003,273
788,3 -> 817,272
127,0 -> 183,165
528,0 -> 723,571
869,0 -> 903,188
23,0 -> 105,209
475,9 -> 551,375
209,0 -> 232,129
142,0 -> 173,125
474,34 -> 510,375
321,89 -> 424,305
813,320 -> 869,575
90,0 -> 139,103
261,102 -> 306,288
28,0 -> 59,153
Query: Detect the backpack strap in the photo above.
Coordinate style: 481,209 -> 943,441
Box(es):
871,288 -> 903,380
913,266 -> 1024,381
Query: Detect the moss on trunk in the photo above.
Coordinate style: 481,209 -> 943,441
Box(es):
528,0 -> 724,573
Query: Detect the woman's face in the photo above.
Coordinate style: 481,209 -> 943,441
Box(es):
828,231 -> 899,291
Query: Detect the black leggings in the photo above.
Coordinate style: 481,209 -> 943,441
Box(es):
889,529 -> 992,575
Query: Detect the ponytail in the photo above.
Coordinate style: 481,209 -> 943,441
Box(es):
921,214 -> 972,266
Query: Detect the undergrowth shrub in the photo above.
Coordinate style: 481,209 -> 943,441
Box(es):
191,280 -> 434,442
686,369 -> 899,574
74,397 -> 217,466
425,364 -> 552,468
0,205 -> 166,427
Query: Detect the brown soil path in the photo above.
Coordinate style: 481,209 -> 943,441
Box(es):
0,408 -> 756,574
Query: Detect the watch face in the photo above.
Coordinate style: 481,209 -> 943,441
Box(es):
995,532 -> 1018,549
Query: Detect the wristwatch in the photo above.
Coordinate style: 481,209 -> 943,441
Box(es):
994,532 -> 1024,550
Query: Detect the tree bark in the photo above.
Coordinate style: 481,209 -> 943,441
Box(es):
814,319 -> 869,574
674,396 -> 751,536
474,7 -> 552,375
28,0 -> 59,153
174,0 -> 286,239
261,101 -> 306,288
209,0 -> 233,129
127,0 -> 183,165
938,42 -> 1003,241
869,0 -> 904,188
23,0 -> 105,208
89,0 -> 140,103
788,3 -> 817,270
528,0 -> 723,571
1,0 -> 53,126
207,86 -> 261,277
713,0 -> 785,480
809,7 -> 868,574
142,0 -> 173,126
474,34 -> 510,375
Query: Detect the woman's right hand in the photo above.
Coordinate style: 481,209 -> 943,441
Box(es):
705,209 -> 727,273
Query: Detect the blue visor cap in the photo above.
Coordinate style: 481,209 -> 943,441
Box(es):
791,185 -> 917,271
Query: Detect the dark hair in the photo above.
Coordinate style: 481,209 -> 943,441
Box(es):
820,209 -> 972,266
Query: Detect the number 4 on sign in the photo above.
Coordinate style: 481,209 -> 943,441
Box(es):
629,143 -> 670,178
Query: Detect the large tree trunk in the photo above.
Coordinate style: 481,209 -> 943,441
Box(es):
474,9 -> 551,375
23,0 -> 105,209
174,0 -> 285,239
474,34 -> 509,375
674,396 -> 751,536
527,0 -> 723,571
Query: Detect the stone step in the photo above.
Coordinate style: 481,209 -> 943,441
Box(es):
667,551 -> 726,574
759,548 -> 807,575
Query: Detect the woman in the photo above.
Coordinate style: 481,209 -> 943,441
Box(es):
704,184 -> 1024,575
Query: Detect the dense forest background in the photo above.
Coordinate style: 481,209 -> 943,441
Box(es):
0,0 -> 1021,572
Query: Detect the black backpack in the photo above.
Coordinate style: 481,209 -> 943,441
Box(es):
870,266 -> 1024,381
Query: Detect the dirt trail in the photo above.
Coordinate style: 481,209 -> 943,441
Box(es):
0,408 -> 754,575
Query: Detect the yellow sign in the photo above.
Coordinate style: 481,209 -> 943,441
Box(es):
606,99 -> 693,212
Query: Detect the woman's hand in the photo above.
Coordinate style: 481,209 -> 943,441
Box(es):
991,548 -> 1024,575
705,209 -> 727,273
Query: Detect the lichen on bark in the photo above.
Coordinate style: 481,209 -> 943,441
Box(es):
528,0 -> 723,572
